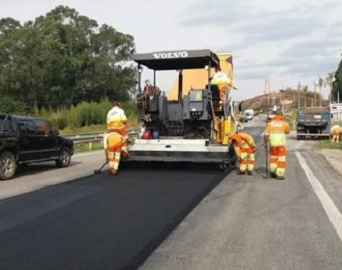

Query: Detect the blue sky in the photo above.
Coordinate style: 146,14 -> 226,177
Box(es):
1,0 -> 341,101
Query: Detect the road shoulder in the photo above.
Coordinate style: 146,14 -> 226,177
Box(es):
314,148 -> 342,176
0,151 -> 104,201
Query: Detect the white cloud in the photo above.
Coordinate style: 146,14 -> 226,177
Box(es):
0,0 -> 341,101
180,0 -> 342,99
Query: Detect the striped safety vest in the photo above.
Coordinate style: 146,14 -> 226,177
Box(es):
264,120 -> 291,146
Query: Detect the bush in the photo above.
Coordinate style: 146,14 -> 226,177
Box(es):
35,98 -> 139,131
0,97 -> 33,115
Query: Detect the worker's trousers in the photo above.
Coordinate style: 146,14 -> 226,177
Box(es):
108,149 -> 121,175
106,132 -> 125,175
331,133 -> 340,143
239,149 -> 255,173
269,146 -> 286,177
108,128 -> 129,156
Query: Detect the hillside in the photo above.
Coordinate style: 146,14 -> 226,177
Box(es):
240,89 -> 329,113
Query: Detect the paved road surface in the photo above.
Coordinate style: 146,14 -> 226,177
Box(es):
0,157 -> 227,269
140,124 -> 342,270
0,151 -> 106,200
1,117 -> 342,270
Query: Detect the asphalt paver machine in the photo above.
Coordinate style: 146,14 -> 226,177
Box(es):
125,49 -> 240,170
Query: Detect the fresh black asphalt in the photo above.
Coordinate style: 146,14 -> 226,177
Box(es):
0,127 -> 264,270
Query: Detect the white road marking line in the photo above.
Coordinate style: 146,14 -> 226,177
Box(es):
295,151 -> 342,242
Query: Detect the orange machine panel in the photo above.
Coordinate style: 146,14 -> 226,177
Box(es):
167,52 -> 233,101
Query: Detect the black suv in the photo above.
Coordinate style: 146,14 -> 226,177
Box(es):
0,114 -> 74,180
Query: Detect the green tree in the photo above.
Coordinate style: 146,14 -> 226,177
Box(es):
317,76 -> 324,106
325,72 -> 334,102
332,59 -> 342,102
0,5 -> 137,111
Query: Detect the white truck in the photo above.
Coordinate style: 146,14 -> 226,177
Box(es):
243,109 -> 254,121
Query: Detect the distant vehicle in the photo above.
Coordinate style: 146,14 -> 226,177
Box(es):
0,114 -> 74,180
239,115 -> 249,123
243,109 -> 254,120
296,107 -> 332,140
245,113 -> 254,121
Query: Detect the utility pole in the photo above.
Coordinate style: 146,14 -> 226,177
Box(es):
298,90 -> 300,109
313,81 -> 317,107
264,78 -> 271,112
336,91 -> 340,122
330,72 -> 335,105
297,82 -> 301,109
265,78 -> 270,107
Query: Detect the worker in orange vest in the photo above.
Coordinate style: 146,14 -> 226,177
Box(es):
106,101 -> 129,157
103,132 -> 127,175
263,111 -> 291,180
211,66 -> 235,98
227,132 -> 256,175
330,122 -> 341,143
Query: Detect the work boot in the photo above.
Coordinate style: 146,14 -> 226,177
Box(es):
247,171 -> 253,175
270,172 -> 277,178
109,168 -> 118,175
237,171 -> 245,175
276,176 -> 285,180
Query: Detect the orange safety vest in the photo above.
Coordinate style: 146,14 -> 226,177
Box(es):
211,72 -> 233,99
228,133 -> 256,156
264,118 -> 291,147
331,125 -> 341,136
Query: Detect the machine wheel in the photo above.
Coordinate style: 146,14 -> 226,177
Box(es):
219,163 -> 228,170
56,147 -> 72,168
0,151 -> 17,180
221,144 -> 237,171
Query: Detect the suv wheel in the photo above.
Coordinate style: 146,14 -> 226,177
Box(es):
56,147 -> 72,168
0,151 -> 17,180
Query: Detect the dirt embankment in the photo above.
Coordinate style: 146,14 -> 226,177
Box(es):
241,89 -> 328,113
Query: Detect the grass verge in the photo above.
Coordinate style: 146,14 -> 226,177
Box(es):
61,125 -> 107,135
60,120 -> 141,136
317,140 -> 342,150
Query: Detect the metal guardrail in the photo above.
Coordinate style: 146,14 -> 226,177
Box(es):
66,130 -> 140,145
